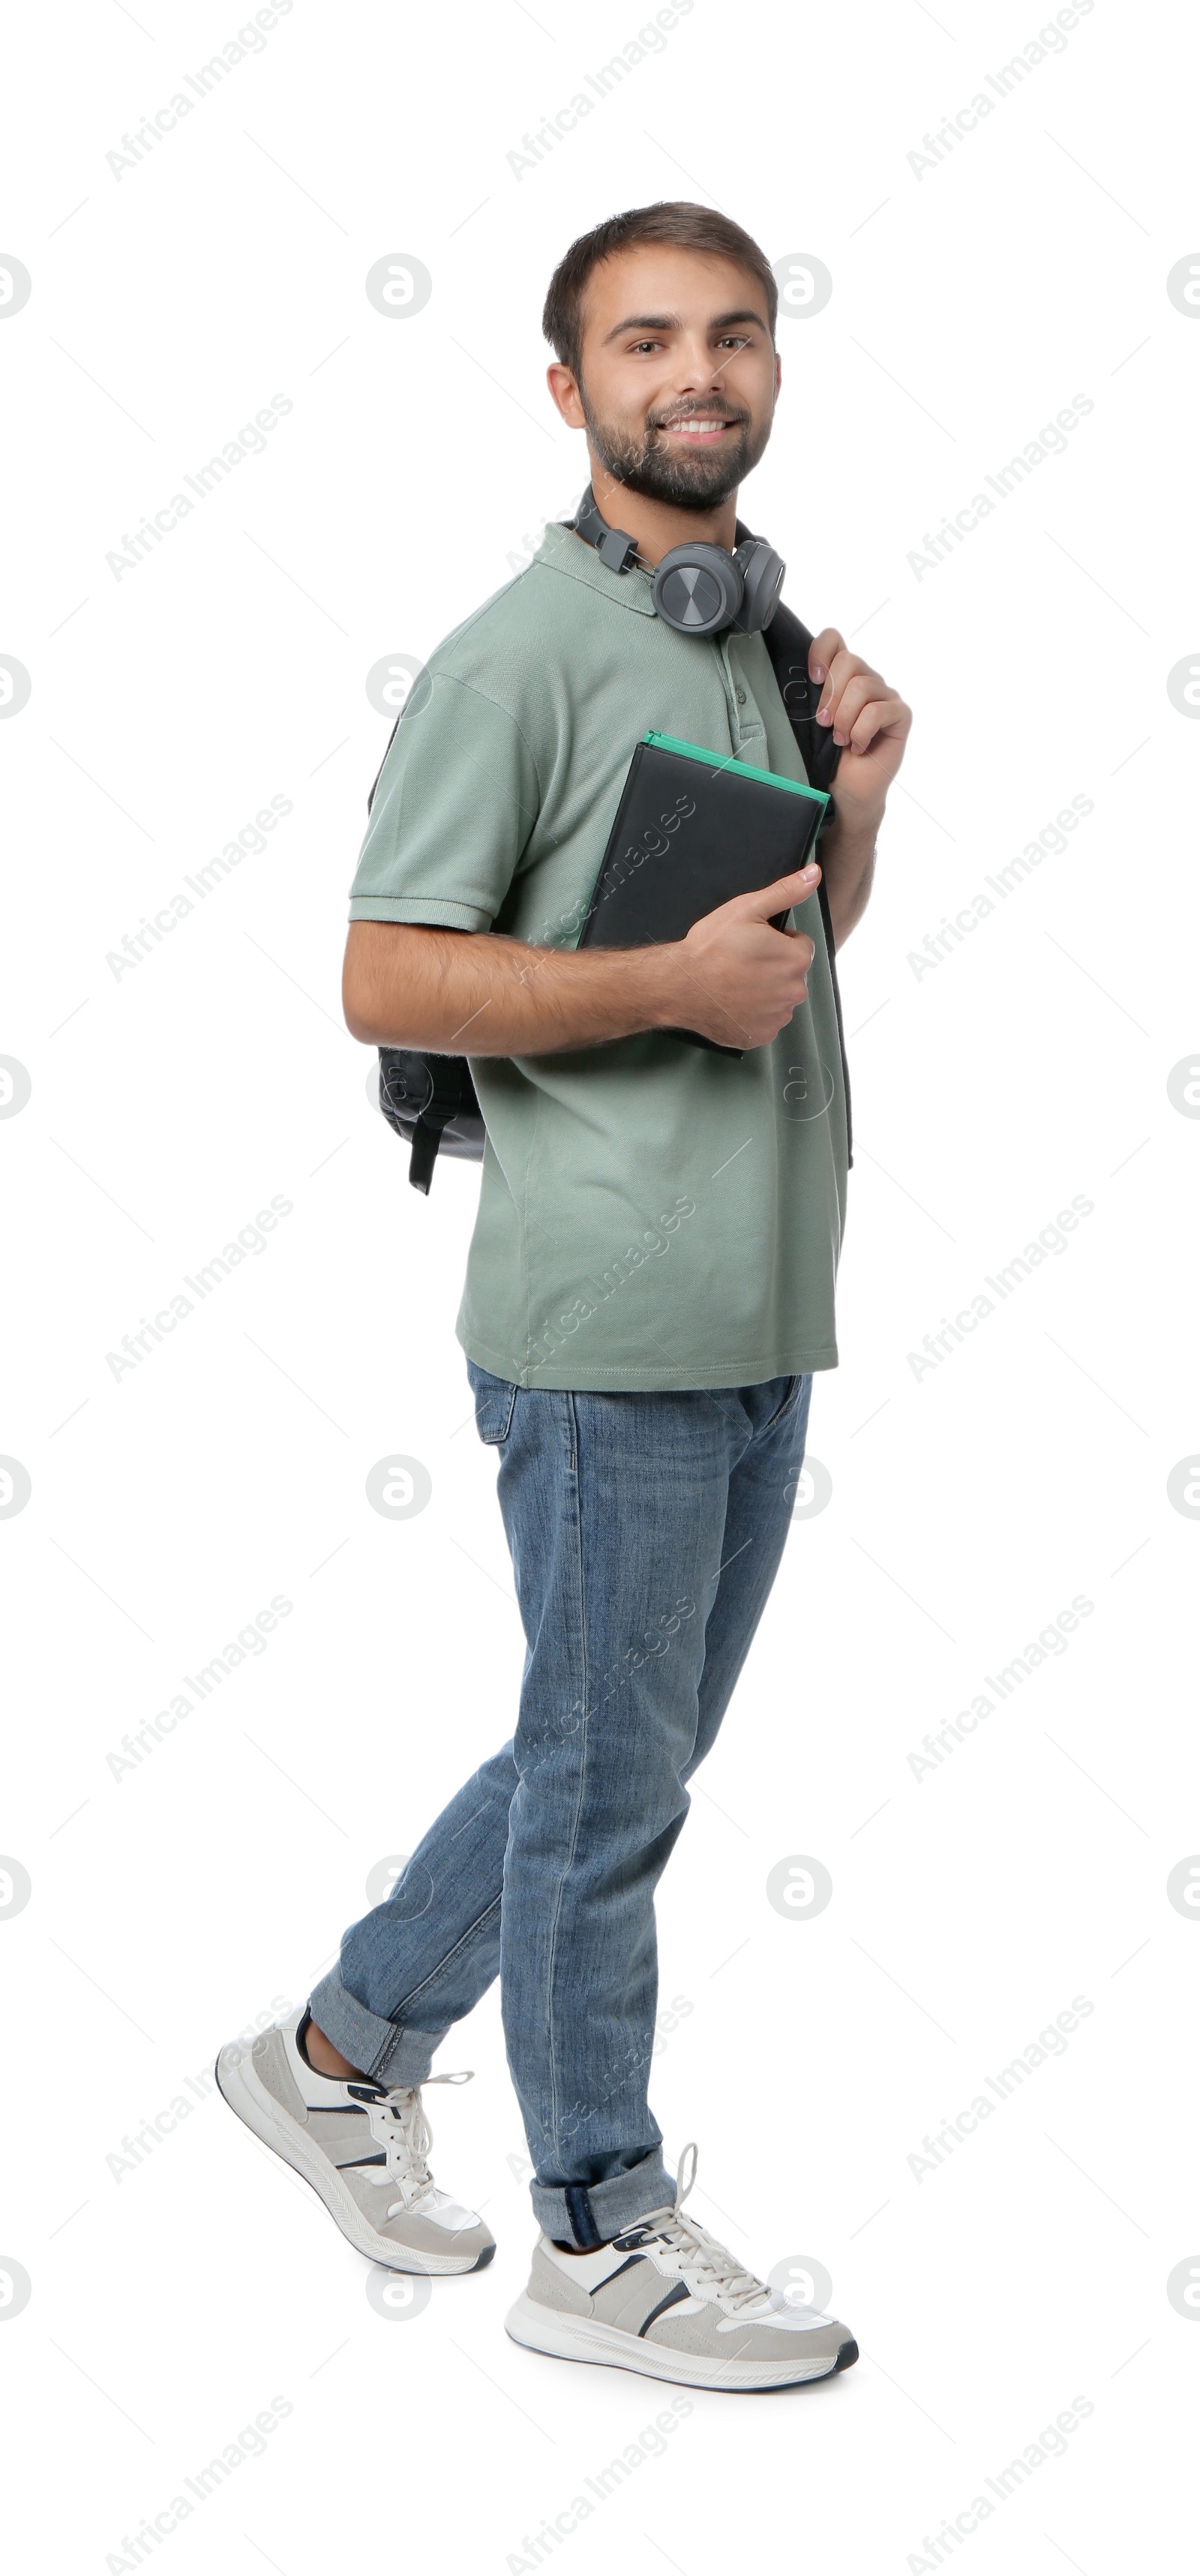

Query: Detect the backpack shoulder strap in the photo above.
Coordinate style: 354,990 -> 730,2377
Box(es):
366,715 -> 401,814
406,1057 -> 468,1195
760,601 -> 841,802
760,602 -> 853,1168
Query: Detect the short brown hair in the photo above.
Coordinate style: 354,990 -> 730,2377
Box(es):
542,201 -> 777,382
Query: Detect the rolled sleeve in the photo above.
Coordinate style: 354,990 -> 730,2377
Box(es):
349,670 -> 541,931
346,894 -> 493,930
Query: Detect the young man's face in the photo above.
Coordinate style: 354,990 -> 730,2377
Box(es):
548,243 -> 781,510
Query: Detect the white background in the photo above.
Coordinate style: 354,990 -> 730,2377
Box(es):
2,0 -> 1198,2567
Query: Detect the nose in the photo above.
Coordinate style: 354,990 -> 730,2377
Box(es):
671,334 -> 733,392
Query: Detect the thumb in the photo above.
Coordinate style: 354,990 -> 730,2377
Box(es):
734,862 -> 821,920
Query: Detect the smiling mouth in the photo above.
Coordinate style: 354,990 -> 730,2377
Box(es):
655,415 -> 741,442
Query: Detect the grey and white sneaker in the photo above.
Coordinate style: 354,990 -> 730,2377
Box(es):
215,2007 -> 494,2275
506,2144 -> 857,2391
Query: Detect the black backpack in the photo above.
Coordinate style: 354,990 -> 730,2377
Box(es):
369,601 -> 848,1192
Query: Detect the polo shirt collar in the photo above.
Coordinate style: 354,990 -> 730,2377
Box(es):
536,516 -> 658,616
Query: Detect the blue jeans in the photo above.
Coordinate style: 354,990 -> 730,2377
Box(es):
310,1360 -> 813,2248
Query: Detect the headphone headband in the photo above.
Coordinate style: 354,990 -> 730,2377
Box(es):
572,484 -> 640,572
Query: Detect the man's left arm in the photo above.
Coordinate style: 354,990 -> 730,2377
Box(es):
806,628 -> 912,948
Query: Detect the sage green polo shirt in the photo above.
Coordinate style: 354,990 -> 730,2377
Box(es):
349,520 -> 848,1391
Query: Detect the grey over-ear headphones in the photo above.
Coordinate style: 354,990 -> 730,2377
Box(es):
573,484 -> 785,639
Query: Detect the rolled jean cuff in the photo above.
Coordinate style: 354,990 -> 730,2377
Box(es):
308,1967 -> 442,2088
531,2149 -> 674,2248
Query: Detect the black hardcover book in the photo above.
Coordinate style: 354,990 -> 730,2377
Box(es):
577,730 -> 830,1055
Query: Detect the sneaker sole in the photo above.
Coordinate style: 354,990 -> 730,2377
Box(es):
214,2042 -> 494,2277
504,2292 -> 858,2392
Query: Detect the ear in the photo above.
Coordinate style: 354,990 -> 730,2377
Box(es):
547,363 -> 586,429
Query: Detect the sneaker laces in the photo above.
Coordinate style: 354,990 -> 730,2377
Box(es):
637,2143 -> 772,2317
354,2071 -> 472,2217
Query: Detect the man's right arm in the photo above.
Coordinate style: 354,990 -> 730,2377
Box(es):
343,863 -> 824,1058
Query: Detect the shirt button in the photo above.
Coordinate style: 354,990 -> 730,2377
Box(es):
735,685 -> 746,706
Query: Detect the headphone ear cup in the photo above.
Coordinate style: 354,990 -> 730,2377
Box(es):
652,543 -> 744,636
731,539 -> 786,634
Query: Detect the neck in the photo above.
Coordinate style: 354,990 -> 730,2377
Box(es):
585,449 -> 739,565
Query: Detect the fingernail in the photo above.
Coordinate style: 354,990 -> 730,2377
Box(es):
811,664 -> 825,682
815,704 -> 832,724
832,730 -> 848,745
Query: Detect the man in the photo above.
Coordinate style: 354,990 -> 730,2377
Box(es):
219,202 -> 910,2392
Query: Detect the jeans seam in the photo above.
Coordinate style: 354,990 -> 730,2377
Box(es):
380,1889 -> 502,2031
543,1390 -> 589,2164
565,2182 -> 602,2248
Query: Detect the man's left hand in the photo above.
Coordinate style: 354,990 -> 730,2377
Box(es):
808,628 -> 911,820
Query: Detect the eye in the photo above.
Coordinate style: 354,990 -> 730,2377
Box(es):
628,338 -> 663,354
716,333 -> 752,350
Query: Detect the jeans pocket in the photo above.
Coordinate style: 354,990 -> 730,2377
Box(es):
764,1373 -> 802,1429
468,1361 -> 518,1447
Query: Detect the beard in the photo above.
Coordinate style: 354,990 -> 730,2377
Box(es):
580,390 -> 772,511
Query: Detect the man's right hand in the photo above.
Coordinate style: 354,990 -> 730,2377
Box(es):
664,865 -> 821,1050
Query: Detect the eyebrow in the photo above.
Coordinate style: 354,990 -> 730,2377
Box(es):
601,306 -> 769,343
